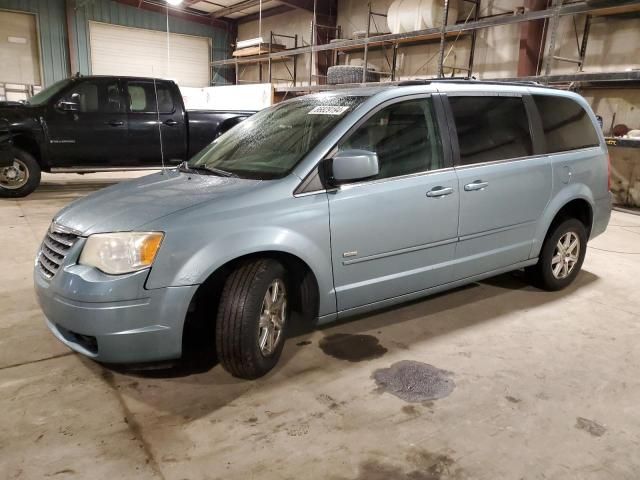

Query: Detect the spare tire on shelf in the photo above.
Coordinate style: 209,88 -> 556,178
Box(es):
327,65 -> 381,85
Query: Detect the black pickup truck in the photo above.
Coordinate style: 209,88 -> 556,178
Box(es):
0,75 -> 255,197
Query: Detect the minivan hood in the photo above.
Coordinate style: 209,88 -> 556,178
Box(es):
54,170 -> 261,235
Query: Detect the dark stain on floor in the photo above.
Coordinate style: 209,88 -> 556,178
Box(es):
319,333 -> 388,362
336,449 -> 462,480
505,395 -> 521,404
373,360 -> 455,403
575,417 -> 606,437
402,405 -> 420,416
296,340 -> 312,346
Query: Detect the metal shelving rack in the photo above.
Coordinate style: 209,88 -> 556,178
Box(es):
228,31 -> 299,86
211,0 -> 640,93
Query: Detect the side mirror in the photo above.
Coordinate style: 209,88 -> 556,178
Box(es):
329,149 -> 379,185
57,96 -> 80,112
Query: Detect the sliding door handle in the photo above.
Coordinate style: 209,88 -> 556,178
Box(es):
163,119 -> 179,126
105,120 -> 124,127
426,186 -> 454,198
464,180 -> 489,191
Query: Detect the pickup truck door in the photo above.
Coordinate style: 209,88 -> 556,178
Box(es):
123,79 -> 187,167
327,95 -> 459,313
45,78 -> 129,167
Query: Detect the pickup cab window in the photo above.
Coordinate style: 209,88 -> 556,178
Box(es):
126,81 -> 174,113
61,79 -> 123,113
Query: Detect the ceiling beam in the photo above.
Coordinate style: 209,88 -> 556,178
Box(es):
211,0 -> 259,18
237,4 -> 295,23
112,0 -> 237,30
213,0 -> 331,18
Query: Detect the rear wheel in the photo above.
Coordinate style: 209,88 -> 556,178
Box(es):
0,148 -> 41,198
216,259 -> 289,379
527,218 -> 587,291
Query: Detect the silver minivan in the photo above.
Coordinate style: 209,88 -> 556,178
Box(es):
34,80 -> 611,379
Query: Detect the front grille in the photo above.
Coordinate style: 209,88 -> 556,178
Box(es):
37,223 -> 79,279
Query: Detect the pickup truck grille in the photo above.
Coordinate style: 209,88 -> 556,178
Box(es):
37,224 -> 79,279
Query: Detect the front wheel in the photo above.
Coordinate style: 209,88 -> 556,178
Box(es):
0,148 -> 41,198
216,259 -> 289,379
527,218 -> 588,291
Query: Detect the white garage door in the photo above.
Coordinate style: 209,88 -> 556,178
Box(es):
89,21 -> 210,87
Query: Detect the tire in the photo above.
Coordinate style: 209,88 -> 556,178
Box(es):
0,148 -> 41,198
526,218 -> 588,291
216,259 -> 289,379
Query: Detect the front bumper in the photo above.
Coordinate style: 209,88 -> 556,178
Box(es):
34,253 -> 198,364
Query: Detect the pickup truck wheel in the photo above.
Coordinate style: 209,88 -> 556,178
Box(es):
216,259 -> 289,379
0,149 -> 41,198
527,218 -> 587,291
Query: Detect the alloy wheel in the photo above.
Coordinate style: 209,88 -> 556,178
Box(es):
551,231 -> 580,280
258,279 -> 287,356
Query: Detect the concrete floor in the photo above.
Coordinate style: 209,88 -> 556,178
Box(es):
2,172 -> 640,480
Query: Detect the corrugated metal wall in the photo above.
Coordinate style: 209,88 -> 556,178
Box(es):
70,0 -> 231,84
0,0 -> 69,85
0,0 -> 231,87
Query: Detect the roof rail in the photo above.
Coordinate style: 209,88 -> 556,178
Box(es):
398,78 -> 543,88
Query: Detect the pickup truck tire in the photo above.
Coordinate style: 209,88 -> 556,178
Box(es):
527,218 -> 587,291
216,258 -> 289,379
0,148 -> 41,198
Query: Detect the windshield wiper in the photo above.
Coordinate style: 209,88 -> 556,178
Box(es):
178,161 -> 237,177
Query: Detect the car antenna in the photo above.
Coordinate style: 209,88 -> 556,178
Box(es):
152,2 -> 172,176
152,77 -> 166,175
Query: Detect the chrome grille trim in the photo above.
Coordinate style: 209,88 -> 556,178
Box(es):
37,222 -> 80,279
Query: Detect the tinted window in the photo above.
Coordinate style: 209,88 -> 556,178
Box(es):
126,81 -> 174,113
64,80 -> 121,113
340,98 -> 443,179
533,95 -> 600,153
67,82 -> 99,112
449,96 -> 533,165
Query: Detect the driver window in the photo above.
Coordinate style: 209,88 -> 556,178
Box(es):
340,98 -> 443,180
66,81 -> 99,112
63,80 -> 122,113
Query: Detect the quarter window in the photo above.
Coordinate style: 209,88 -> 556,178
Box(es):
340,98 -> 443,180
533,95 -> 600,153
449,96 -> 533,165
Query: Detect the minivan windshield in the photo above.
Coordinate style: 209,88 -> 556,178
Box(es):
26,79 -> 72,106
187,94 -> 366,179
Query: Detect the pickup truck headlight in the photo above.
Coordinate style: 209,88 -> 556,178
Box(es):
79,232 -> 164,275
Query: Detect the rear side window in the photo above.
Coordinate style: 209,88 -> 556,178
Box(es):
449,96 -> 533,165
126,81 -> 174,113
533,95 -> 600,153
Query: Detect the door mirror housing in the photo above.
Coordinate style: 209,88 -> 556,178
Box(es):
57,94 -> 80,112
57,100 -> 80,112
329,149 -> 379,185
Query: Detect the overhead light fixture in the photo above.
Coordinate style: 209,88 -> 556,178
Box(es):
166,0 -> 183,5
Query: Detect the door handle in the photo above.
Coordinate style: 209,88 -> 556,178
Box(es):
464,180 -> 489,192
105,120 -> 124,127
426,186 -> 454,198
163,119 -> 179,126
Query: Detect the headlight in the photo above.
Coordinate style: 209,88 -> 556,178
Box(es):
79,232 -> 164,275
